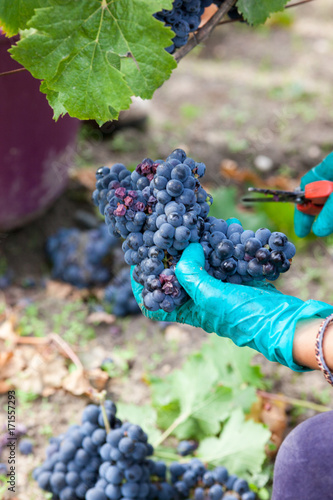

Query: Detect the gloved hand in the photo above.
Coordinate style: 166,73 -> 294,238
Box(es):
131,243 -> 333,372
294,152 -> 333,237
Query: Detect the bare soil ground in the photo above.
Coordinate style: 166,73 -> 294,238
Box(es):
1,1 -> 333,498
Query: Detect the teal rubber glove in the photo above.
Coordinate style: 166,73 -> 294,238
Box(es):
131,243 -> 333,372
295,152 -> 333,237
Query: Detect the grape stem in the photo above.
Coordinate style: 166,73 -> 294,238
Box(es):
174,0 -> 237,63
100,399 -> 111,434
152,413 -> 190,448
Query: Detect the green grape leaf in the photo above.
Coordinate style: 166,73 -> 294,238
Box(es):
201,336 -> 265,390
151,353 -> 234,441
0,0 -> 42,37
197,409 -> 271,478
40,81 -> 67,119
151,337 -> 265,441
237,0 -> 289,25
9,0 -> 176,123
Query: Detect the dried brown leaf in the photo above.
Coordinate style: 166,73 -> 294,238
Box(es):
87,311 -> 115,325
0,319 -> 16,341
10,366 -> 44,395
0,349 -> 26,379
8,352 -> 67,396
249,394 -> 287,457
261,396 -> 287,457
62,368 -> 92,396
0,351 -> 13,369
41,356 -> 68,389
46,280 -> 89,301
88,368 -> 109,391
0,379 -> 13,393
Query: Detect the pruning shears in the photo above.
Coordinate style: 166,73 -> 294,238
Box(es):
242,180 -> 333,216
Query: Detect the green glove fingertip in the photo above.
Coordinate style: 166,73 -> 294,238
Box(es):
226,217 -> 242,226
312,151 -> 333,181
175,242 -> 207,295
130,266 -> 145,310
294,207 -> 315,238
312,193 -> 333,237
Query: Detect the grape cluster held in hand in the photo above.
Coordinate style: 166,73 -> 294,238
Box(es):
93,149 -> 296,313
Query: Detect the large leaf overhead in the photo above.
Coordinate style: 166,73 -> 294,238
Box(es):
0,0 -> 41,37
9,0 -> 176,123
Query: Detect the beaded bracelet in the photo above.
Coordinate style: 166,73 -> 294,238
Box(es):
315,313 -> 333,387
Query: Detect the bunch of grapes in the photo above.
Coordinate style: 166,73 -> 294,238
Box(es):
104,268 -> 140,317
33,402 -> 120,500
87,423 -> 169,500
154,0 -> 215,53
154,0 -> 244,54
93,149 -> 296,313
34,400 -> 258,500
169,459 -> 255,500
46,225 -> 119,288
200,221 -> 296,283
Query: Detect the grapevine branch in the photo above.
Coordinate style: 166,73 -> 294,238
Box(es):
0,67 -> 26,78
174,0 -> 237,63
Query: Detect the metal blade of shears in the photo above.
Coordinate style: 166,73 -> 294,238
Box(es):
242,187 -> 305,204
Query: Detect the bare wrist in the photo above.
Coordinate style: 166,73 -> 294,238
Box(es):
293,318 -> 333,371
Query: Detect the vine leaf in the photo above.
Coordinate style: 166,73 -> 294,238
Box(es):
201,336 -> 265,390
151,338 -> 265,442
237,0 -> 289,25
197,409 -> 271,478
152,353 -> 235,441
0,0 -> 42,37
9,0 -> 176,124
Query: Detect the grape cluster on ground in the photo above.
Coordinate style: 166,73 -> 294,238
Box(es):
154,1 -> 243,54
93,149 -> 296,313
46,225 -> 119,288
104,268 -> 140,317
34,400 -> 257,500
46,225 -> 139,317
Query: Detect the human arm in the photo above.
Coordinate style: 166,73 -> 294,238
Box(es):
293,317 -> 333,371
131,243 -> 333,372
295,152 -> 333,237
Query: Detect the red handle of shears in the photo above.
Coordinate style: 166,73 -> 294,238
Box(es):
296,180 -> 333,216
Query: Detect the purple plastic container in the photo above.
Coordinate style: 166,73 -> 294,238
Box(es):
0,33 -> 80,231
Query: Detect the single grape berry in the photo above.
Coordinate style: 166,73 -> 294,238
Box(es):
19,439 -> 33,455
